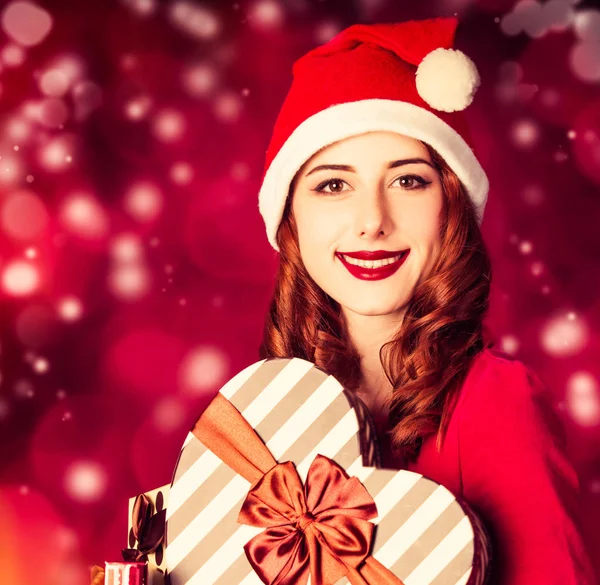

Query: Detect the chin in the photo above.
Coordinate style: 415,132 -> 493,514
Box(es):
345,301 -> 408,318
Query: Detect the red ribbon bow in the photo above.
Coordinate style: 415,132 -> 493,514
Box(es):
237,454 -> 378,585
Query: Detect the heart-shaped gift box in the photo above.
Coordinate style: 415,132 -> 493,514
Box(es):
161,357 -> 490,585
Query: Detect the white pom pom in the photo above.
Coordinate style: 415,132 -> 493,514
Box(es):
415,48 -> 480,113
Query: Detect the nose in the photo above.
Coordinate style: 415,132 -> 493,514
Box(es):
354,187 -> 393,240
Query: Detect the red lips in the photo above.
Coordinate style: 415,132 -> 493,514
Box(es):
336,250 -> 409,281
336,250 -> 407,261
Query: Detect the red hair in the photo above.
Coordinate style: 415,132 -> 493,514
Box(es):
259,143 -> 494,462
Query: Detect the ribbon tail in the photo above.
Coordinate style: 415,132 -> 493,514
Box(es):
193,393 -> 277,484
357,556 -> 406,584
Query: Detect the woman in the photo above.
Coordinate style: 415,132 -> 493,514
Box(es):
256,16 -> 596,585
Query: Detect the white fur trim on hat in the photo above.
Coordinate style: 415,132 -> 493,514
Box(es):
258,99 -> 489,252
416,48 -> 480,113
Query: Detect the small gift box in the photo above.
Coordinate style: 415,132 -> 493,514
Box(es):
104,561 -> 147,585
162,357 -> 492,585
125,486 -> 170,585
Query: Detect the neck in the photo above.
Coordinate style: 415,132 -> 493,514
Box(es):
341,307 -> 405,416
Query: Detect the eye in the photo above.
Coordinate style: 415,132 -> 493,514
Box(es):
392,174 -> 432,190
313,178 -> 351,195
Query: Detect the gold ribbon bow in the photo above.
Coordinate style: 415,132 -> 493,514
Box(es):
238,455 -> 377,585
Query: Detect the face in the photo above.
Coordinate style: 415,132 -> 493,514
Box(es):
291,131 -> 444,320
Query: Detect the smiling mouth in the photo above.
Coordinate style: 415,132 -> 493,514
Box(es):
336,250 -> 409,281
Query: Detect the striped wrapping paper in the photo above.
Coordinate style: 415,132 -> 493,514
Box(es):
164,357 -> 489,585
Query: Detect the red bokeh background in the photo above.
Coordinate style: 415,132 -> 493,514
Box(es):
0,1 -> 599,584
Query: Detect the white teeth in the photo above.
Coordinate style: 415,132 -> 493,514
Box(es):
341,253 -> 404,269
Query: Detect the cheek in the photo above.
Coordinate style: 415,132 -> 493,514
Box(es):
295,204 -> 337,249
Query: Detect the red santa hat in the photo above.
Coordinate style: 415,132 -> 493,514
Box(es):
258,16 -> 489,252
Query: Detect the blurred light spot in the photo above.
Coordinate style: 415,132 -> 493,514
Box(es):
168,1 -> 221,41
56,389 -> 67,399
214,92 -> 242,123
19,484 -> 29,495
23,99 -> 42,120
108,263 -> 151,300
169,161 -> 194,185
16,304 -> 55,347
570,41 -> 600,83
539,88 -> 560,108
511,119 -> 540,148
124,182 -> 163,223
573,9 -> 600,42
241,87 -> 250,97
124,95 -> 152,121
57,297 -> 83,322
554,150 -> 569,162
38,134 -> 77,171
64,461 -> 107,503
522,184 -> 544,206
26,174 -> 34,183
60,193 -> 109,239
38,97 -> 69,128
5,116 -> 32,142
33,357 -> 49,374
541,285 -> 551,294
519,240 -> 533,254
110,233 -> 143,263
39,69 -> 70,97
182,62 -> 217,97
48,54 -> 85,86
72,81 -> 102,121
566,371 -> 600,426
120,53 -> 138,71
248,0 -> 284,29
152,108 -> 185,143
55,526 -> 78,552
315,20 -> 341,44
25,247 -> 37,258
567,129 -> 577,139
0,152 -> 24,185
1,1 -> 53,46
178,297 -> 187,306
501,0 -> 574,38
1,190 -> 49,240
531,261 -> 544,276
119,0 -> 157,16
231,161 -> 250,181
152,397 -> 185,432
179,346 -> 229,395
500,334 -> 520,355
2,260 -> 39,296
541,311 -> 589,357
62,410 -> 72,421
14,379 -> 34,398
2,43 -> 25,66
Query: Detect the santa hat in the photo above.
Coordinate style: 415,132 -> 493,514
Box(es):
258,17 -> 489,252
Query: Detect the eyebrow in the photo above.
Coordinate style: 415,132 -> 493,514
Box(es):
304,158 -> 434,177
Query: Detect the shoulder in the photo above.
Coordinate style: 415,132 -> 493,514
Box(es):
456,346 -> 567,452
458,347 -> 545,409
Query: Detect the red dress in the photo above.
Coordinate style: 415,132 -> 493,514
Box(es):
380,348 -> 597,585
